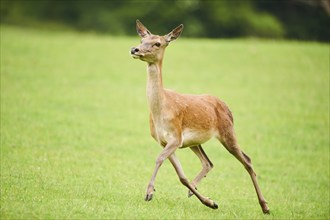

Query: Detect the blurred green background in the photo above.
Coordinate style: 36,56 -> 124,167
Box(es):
1,0 -> 329,41
1,1 -> 329,219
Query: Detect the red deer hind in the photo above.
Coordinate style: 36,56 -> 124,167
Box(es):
130,20 -> 270,214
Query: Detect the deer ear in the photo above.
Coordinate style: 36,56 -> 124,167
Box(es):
164,24 -> 184,43
136,20 -> 151,38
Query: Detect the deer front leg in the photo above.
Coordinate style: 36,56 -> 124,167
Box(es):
145,139 -> 180,201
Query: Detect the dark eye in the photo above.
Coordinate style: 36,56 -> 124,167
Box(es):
154,42 -> 161,47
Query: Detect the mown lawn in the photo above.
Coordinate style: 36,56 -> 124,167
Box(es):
1,26 -> 329,219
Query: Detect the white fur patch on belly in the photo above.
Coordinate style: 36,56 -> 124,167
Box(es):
181,129 -> 214,148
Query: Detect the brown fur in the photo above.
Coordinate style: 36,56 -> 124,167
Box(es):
130,20 -> 269,214
149,89 -> 233,148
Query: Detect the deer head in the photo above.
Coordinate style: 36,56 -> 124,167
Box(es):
130,20 -> 184,64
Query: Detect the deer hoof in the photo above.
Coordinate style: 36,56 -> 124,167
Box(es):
212,201 -> 218,209
263,209 -> 270,215
144,193 -> 153,201
145,186 -> 155,201
204,198 -> 218,209
262,206 -> 270,214
205,201 -> 218,209
261,201 -> 270,214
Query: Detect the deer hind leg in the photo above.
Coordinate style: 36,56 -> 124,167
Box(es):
188,145 -> 213,197
168,153 -> 218,209
217,133 -> 270,214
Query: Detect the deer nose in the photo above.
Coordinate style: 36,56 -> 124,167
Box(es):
131,47 -> 139,54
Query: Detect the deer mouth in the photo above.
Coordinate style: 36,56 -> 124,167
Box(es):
131,51 -> 145,59
131,54 -> 141,59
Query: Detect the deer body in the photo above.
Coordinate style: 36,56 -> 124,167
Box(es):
149,89 -> 231,149
131,20 -> 270,214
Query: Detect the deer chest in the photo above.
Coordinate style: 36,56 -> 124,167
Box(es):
150,113 -> 181,146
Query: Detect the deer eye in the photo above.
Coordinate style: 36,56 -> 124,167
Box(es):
154,42 -> 161,47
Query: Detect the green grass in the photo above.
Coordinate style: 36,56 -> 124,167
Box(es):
1,25 -> 329,219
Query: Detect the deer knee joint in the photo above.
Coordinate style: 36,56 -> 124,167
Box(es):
207,162 -> 214,170
204,163 -> 213,173
179,177 -> 189,186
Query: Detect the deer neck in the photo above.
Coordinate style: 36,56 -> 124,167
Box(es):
146,61 -> 165,116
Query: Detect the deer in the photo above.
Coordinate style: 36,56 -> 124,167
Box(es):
130,20 -> 270,214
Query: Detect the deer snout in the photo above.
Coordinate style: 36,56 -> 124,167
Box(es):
131,47 -> 139,54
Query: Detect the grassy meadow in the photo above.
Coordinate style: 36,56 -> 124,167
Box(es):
1,26 -> 329,219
